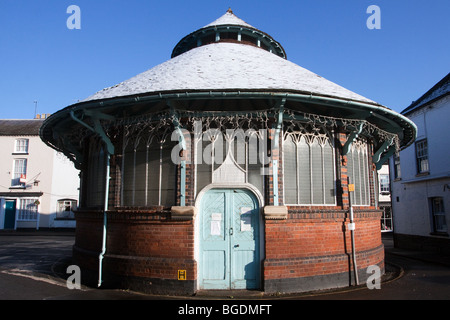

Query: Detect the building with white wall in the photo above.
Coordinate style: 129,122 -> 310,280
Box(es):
0,117 -> 80,230
377,163 -> 392,232
390,73 -> 450,254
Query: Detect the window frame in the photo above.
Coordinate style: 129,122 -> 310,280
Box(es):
84,138 -> 107,208
121,135 -> 177,207
346,140 -> 371,206
415,139 -> 429,174
11,158 -> 27,187
17,198 -> 39,221
379,174 -> 390,194
194,128 -> 267,199
282,131 -> 336,206
14,138 -> 29,154
430,197 -> 447,234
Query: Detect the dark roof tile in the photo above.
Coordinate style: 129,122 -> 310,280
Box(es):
0,119 -> 44,136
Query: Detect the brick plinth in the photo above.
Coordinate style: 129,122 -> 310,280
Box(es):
263,208 -> 384,293
73,209 -> 197,295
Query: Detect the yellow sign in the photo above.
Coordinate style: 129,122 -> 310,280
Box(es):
348,184 -> 355,192
178,270 -> 186,281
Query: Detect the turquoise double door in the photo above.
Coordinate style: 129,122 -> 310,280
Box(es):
199,189 -> 260,290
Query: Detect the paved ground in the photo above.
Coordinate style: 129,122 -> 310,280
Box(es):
0,230 -> 449,302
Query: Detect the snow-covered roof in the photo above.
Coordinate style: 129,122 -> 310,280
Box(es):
203,9 -> 254,28
402,72 -> 450,115
83,9 -> 375,104
40,10 -> 417,160
84,42 -> 376,104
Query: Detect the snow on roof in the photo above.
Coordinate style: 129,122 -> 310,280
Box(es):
402,72 -> 450,115
203,9 -> 254,29
84,42 -> 376,104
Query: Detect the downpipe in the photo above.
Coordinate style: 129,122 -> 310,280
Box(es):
98,153 -> 111,287
348,177 -> 359,286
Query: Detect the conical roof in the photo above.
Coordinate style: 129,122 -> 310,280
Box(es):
40,9 -> 417,160
84,9 -> 374,104
171,8 -> 286,58
84,41 -> 374,104
203,8 -> 254,28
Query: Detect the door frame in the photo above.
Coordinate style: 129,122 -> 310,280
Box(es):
2,199 -> 17,230
195,183 -> 264,290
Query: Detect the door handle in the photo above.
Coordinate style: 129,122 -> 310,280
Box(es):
229,228 -> 233,235
234,244 -> 239,248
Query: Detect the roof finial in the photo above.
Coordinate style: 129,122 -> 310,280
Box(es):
227,8 -> 233,14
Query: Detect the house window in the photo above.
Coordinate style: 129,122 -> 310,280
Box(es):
15,139 -> 29,153
431,197 -> 447,234
18,198 -> 38,220
380,205 -> 393,231
416,139 -> 429,174
379,174 -> 390,194
283,132 -> 335,205
347,140 -> 370,206
57,199 -> 77,219
12,159 -> 27,186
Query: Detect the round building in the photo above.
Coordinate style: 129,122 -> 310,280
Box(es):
40,9 -> 416,295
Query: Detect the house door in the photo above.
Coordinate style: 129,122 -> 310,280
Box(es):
199,189 -> 260,290
4,200 -> 16,229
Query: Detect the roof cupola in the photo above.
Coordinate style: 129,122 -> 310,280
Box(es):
171,9 -> 287,59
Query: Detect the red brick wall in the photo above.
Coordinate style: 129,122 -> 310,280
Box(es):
264,209 -> 383,281
74,210 -> 197,286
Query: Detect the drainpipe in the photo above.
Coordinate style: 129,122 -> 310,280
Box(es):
69,110 -> 113,287
348,177 -> 359,286
272,98 -> 285,206
98,153 -> 110,287
169,101 -> 187,206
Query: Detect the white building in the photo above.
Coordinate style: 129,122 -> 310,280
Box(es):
0,117 -> 80,230
390,72 -> 450,253
377,163 -> 392,232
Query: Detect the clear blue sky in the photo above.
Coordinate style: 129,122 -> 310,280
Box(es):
0,0 -> 449,119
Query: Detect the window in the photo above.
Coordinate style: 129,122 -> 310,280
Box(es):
347,140 -> 370,206
379,174 -> 390,194
416,139 -> 429,174
15,139 -> 29,153
85,139 -> 106,208
380,205 -> 393,231
11,159 -> 27,186
283,132 -> 335,205
56,199 -> 77,219
122,137 -> 176,207
431,197 -> 447,234
195,129 -> 266,197
18,199 -> 38,220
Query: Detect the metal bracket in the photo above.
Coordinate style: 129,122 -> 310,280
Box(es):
70,110 -> 115,155
373,137 -> 394,168
375,144 -> 396,170
342,123 -> 364,155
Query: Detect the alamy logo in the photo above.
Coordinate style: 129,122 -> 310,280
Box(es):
66,265 -> 81,290
170,121 -> 275,170
366,265 -> 381,289
366,5 -> 381,30
67,5 -> 81,30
